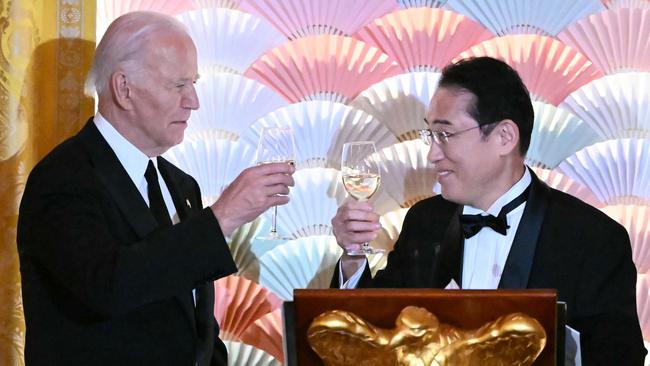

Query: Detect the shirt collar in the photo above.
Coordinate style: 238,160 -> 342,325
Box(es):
463,168 -> 532,216
94,112 -> 151,185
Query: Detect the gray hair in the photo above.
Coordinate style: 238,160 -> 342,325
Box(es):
85,11 -> 190,96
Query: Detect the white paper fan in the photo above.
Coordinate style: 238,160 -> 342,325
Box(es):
602,0 -> 650,9
636,274 -> 650,340
377,140 -> 437,208
601,205 -> 650,272
398,0 -> 448,7
185,73 -> 289,138
560,72 -> 650,140
351,72 -> 441,142
192,0 -> 244,9
226,218 -> 264,281
558,139 -> 650,205
531,167 -> 604,208
224,341 -> 282,366
244,35 -> 403,103
455,34 -> 604,105
355,8 -> 492,72
240,309 -> 284,363
258,235 -> 343,300
97,0 -> 193,40
272,168 -> 347,239
241,101 -> 399,169
213,275 -> 282,340
240,0 -> 397,39
526,101 -> 601,169
177,8 -> 286,74
558,8 -> 650,74
163,135 -> 256,204
446,0 -> 604,36
375,208 -> 410,253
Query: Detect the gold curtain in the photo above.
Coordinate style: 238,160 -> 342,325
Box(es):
0,1 -> 95,364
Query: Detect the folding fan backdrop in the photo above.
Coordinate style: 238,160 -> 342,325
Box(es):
96,1 -> 650,364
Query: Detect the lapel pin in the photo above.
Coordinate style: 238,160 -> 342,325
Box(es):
186,199 -> 192,208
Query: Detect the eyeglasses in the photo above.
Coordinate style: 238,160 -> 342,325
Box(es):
418,119 -> 495,145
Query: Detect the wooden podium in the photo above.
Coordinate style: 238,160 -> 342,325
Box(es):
284,289 -> 561,366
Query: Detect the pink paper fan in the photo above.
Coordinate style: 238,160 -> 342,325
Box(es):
240,0 -> 397,39
240,309 -> 284,362
602,0 -> 650,9
601,205 -> 650,272
636,274 -> 650,339
355,8 -> 493,72
532,167 -> 604,208
455,34 -> 604,105
244,35 -> 403,103
558,8 -> 650,74
213,275 -> 282,340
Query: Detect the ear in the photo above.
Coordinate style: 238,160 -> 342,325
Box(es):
493,119 -> 520,156
109,71 -> 133,110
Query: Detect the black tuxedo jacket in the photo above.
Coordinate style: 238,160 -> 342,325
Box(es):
333,170 -> 646,365
18,120 -> 237,365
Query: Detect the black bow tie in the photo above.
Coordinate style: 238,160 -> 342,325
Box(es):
459,187 -> 529,239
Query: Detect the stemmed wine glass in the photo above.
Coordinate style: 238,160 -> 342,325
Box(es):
256,127 -> 296,241
341,141 -> 384,255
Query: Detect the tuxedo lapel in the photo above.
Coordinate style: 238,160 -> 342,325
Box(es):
77,120 -> 158,238
432,205 -> 464,288
498,169 -> 550,289
156,157 -> 200,335
157,157 -> 194,221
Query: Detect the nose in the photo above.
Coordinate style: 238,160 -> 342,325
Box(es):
427,141 -> 444,164
183,83 -> 200,110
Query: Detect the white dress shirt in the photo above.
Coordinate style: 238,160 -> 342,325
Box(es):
94,112 -> 179,224
340,169 -> 532,290
461,169 -> 530,289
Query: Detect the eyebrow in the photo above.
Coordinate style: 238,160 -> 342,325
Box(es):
431,119 -> 452,126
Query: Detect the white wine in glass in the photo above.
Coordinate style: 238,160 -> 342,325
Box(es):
256,127 -> 296,241
341,141 -> 384,256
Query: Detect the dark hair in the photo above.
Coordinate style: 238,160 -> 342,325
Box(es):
438,56 -> 534,155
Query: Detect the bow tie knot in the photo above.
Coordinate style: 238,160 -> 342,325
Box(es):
458,186 -> 530,239
460,214 -> 508,238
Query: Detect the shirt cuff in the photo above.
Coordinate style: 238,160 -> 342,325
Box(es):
338,258 -> 368,289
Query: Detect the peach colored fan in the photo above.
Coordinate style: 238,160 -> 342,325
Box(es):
213,275 -> 283,340
558,8 -> 650,74
531,167 -> 604,209
455,34 -> 604,105
240,309 -> 284,363
355,8 -> 492,72
244,35 -> 403,103
601,205 -> 650,272
240,0 -> 398,39
241,309 -> 284,362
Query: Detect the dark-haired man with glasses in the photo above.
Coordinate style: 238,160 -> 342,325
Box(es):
330,56 -> 645,365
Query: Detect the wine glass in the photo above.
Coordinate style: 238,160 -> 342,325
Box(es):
256,127 -> 296,241
341,141 -> 384,255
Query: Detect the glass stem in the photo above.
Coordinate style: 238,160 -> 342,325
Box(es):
270,205 -> 278,234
